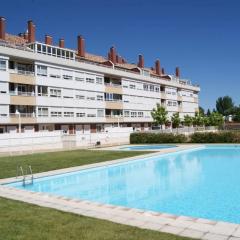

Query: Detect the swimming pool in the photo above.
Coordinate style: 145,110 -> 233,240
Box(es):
7,145 -> 240,224
120,144 -> 177,150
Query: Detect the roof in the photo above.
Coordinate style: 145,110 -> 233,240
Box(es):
5,33 -> 27,45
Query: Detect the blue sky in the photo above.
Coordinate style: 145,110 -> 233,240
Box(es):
2,0 -> 240,111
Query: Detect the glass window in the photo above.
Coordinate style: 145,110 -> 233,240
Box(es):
97,95 -> 103,101
49,88 -> 61,98
97,109 -> 104,117
0,60 -> 6,71
86,78 -> 95,83
76,95 -> 85,99
38,107 -> 48,117
96,77 -> 103,84
37,65 -> 47,76
76,112 -> 85,117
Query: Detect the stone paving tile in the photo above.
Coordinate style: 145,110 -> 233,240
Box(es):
196,218 -> 217,225
170,219 -> 194,228
229,237 -> 240,240
126,218 -> 147,227
180,229 -> 205,239
210,224 -> 237,236
233,227 -> 240,238
139,222 -> 164,231
188,222 -> 214,232
201,233 -> 229,240
160,225 -> 185,235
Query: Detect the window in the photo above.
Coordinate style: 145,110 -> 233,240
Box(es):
37,65 -> 47,76
150,85 -> 154,92
51,111 -> 62,117
75,77 -> 84,82
63,75 -> 73,80
76,95 -> 85,99
129,84 -> 136,89
97,95 -> 103,101
138,112 -> 144,118
0,60 -> 6,71
124,111 -> 130,117
131,112 -> 137,118
50,74 -> 60,78
87,96 -> 95,101
76,112 -> 85,117
96,77 -> 103,84
143,84 -> 148,91
50,89 -> 61,98
38,86 -> 48,96
37,44 -> 41,53
64,112 -> 74,117
97,109 -> 104,117
86,77 -> 95,83
38,107 -> 48,117
87,114 -> 96,117
155,86 -> 160,92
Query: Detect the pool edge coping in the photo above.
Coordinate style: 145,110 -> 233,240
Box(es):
1,144 -> 240,239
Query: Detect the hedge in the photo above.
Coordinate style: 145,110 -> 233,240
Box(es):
130,132 -> 187,144
130,131 -> 240,144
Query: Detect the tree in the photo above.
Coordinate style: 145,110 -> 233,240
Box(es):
206,109 -> 211,116
151,104 -> 168,128
199,106 -> 205,116
209,112 -> 224,127
216,96 -> 234,116
171,112 -> 181,128
183,115 -> 193,130
193,112 -> 204,126
232,107 -> 240,122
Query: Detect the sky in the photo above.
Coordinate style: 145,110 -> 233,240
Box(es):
1,0 -> 240,111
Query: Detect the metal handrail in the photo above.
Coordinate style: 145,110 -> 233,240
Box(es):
16,165 -> 33,186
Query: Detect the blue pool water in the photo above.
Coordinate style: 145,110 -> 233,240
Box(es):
7,145 -> 240,223
120,145 -> 176,150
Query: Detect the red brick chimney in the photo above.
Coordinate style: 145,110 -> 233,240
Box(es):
0,17 -> 6,40
137,54 -> 144,68
155,59 -> 161,75
175,67 -> 180,78
28,20 -> 35,43
110,46 -> 116,64
77,35 -> 85,57
45,35 -> 52,45
162,68 -> 165,75
59,38 -> 64,48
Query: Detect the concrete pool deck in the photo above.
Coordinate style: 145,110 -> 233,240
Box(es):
1,144 -> 240,240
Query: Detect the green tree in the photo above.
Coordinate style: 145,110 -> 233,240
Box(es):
216,96 -> 234,116
193,112 -> 204,126
199,106 -> 205,116
232,107 -> 240,122
206,109 -> 211,116
183,115 -> 193,127
171,112 -> 181,128
151,104 -> 168,128
209,112 -> 224,127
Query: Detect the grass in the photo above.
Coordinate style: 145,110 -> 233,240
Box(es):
0,149 -> 194,240
0,197 -> 193,240
0,149 -> 150,179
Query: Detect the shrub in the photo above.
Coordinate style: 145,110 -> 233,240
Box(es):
130,132 -> 187,144
130,131 -> 240,144
189,131 -> 240,143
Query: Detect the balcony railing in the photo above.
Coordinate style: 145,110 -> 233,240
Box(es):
10,113 -> 36,118
104,82 -> 122,88
9,69 -> 35,76
10,91 -> 36,96
105,115 -> 123,118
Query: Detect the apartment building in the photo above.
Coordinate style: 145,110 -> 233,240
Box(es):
0,17 -> 200,134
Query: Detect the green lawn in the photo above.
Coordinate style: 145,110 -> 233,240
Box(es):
0,197 -> 193,240
0,149 -> 194,240
0,149 -> 150,179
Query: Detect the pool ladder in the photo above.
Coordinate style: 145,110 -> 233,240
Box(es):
16,165 -> 34,186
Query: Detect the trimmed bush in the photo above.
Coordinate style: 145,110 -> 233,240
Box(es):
130,131 -> 240,144
190,131 -> 240,143
130,132 -> 187,144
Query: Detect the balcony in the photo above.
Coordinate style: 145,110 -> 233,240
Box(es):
105,100 -> 123,109
105,83 -> 123,94
9,113 -> 37,124
105,115 -> 124,123
10,93 -> 36,105
10,71 -> 36,85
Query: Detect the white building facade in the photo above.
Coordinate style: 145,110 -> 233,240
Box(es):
0,18 -> 200,134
